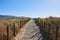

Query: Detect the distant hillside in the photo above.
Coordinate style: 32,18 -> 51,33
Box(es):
0,15 -> 17,18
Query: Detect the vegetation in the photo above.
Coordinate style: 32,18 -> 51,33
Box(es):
1,16 -> 60,40
34,16 -> 60,40
0,17 -> 31,40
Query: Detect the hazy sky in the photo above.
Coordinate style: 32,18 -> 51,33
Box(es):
0,0 -> 60,18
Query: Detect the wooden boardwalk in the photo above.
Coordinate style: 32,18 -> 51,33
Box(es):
14,20 -> 44,40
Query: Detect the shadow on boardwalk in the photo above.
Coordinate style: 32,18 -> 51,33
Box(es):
38,27 -> 48,40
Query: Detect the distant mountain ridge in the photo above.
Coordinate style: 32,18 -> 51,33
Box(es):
0,15 -> 17,18
0,15 -> 30,18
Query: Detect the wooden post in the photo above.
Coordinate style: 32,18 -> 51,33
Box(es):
7,26 -> 9,40
0,34 -> 1,40
25,20 -> 26,24
43,21 -> 45,31
21,21 -> 22,28
20,21 -> 23,28
21,21 -> 23,28
22,21 -> 24,26
24,20 -> 25,24
47,23 -> 51,40
24,20 -> 26,24
55,26 -> 59,40
13,23 -> 16,37
20,21 -> 21,28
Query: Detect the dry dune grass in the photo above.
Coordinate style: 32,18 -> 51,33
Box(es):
34,17 -> 60,40
0,18 -> 30,40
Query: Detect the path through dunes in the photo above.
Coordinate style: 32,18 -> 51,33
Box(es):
14,20 -> 43,40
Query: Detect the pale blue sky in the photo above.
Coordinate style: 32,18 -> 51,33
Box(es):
0,0 -> 60,18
